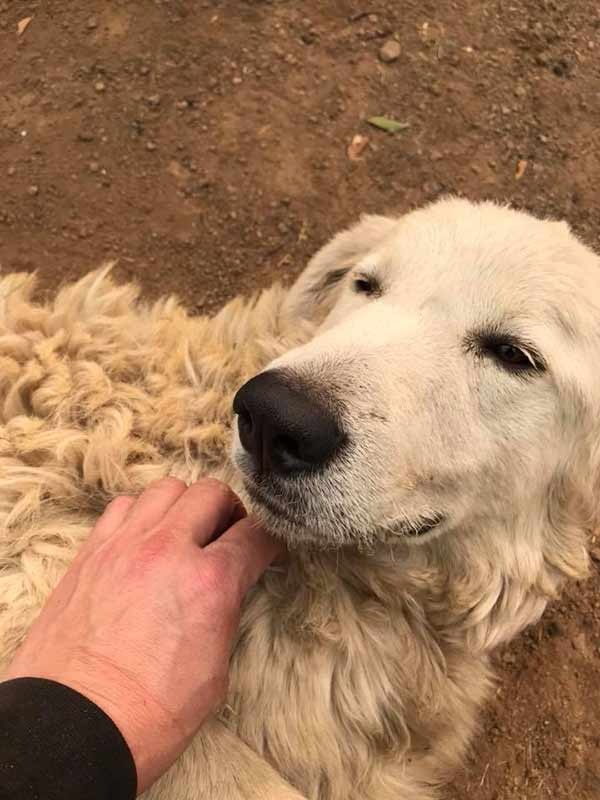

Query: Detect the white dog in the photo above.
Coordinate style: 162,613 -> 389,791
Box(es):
224,198 -> 597,799
0,198 -> 596,800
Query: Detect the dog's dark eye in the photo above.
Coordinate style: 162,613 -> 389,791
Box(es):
483,338 -> 543,373
468,331 -> 545,374
493,343 -> 532,368
353,275 -> 380,297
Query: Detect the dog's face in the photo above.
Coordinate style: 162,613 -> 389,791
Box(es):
232,198 -> 600,550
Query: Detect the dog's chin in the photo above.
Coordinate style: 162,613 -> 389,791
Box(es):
242,477 -> 444,551
243,480 -> 334,550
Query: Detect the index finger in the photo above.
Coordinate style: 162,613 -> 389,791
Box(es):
158,478 -> 247,547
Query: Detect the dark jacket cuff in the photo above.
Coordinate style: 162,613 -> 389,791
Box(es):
0,677 -> 137,800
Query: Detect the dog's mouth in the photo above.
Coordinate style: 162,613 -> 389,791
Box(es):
386,513 -> 444,539
244,476 -> 444,546
245,480 -> 302,527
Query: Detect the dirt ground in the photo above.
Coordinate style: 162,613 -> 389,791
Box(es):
2,1 -> 600,798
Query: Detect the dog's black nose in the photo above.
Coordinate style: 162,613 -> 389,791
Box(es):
233,371 -> 344,475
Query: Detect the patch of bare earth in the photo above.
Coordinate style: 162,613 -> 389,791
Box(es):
1,2 -> 599,797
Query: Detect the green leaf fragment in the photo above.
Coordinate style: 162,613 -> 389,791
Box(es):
367,116 -> 410,133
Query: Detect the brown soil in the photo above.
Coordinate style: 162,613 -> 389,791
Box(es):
2,2 -> 600,798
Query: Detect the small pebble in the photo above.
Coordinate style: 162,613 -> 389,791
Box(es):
86,17 -> 98,30
146,94 -> 161,107
379,40 -> 402,63
7,166 -> 15,176
28,185 -> 39,196
94,81 -> 106,93
146,141 -> 157,151
89,161 -> 100,173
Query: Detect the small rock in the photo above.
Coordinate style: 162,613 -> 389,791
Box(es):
77,131 -> 94,142
422,180 -> 442,195
514,84 -> 527,98
145,141 -> 157,151
28,185 -> 39,196
571,632 -> 587,653
536,51 -> 550,67
176,100 -> 189,109
379,40 -> 402,63
94,81 -> 106,93
301,31 -> 318,45
7,166 -> 15,176
501,104 -> 511,115
86,17 -> 98,30
544,620 -> 562,637
139,65 -> 150,76
347,133 -> 369,161
232,76 -> 243,85
89,161 -> 100,173
146,94 -> 161,107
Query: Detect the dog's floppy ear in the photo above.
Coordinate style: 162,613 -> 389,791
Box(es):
284,214 -> 397,323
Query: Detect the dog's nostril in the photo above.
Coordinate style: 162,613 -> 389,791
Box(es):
238,409 -> 253,435
236,407 -> 256,457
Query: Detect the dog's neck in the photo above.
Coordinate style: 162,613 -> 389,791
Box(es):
258,514 -> 580,658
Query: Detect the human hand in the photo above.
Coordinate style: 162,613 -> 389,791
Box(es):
3,477 -> 282,793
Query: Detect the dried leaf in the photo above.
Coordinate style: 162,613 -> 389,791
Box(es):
367,116 -> 410,134
347,134 -> 369,161
17,17 -> 33,36
515,159 -> 528,180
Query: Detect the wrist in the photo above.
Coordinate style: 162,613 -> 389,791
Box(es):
5,659 -> 178,792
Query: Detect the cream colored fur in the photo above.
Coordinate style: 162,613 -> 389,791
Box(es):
0,198 -> 596,800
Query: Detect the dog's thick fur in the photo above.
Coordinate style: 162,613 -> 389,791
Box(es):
0,198 -> 597,800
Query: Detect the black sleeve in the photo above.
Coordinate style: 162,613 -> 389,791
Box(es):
0,677 -> 137,800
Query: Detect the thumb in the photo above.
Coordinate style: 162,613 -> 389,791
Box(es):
204,516 -> 284,596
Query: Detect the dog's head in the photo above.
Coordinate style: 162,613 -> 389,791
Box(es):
232,199 -> 600,584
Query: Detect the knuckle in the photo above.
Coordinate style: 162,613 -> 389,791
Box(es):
108,494 -> 135,512
196,477 -> 234,499
136,526 -> 178,564
150,476 -> 188,493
